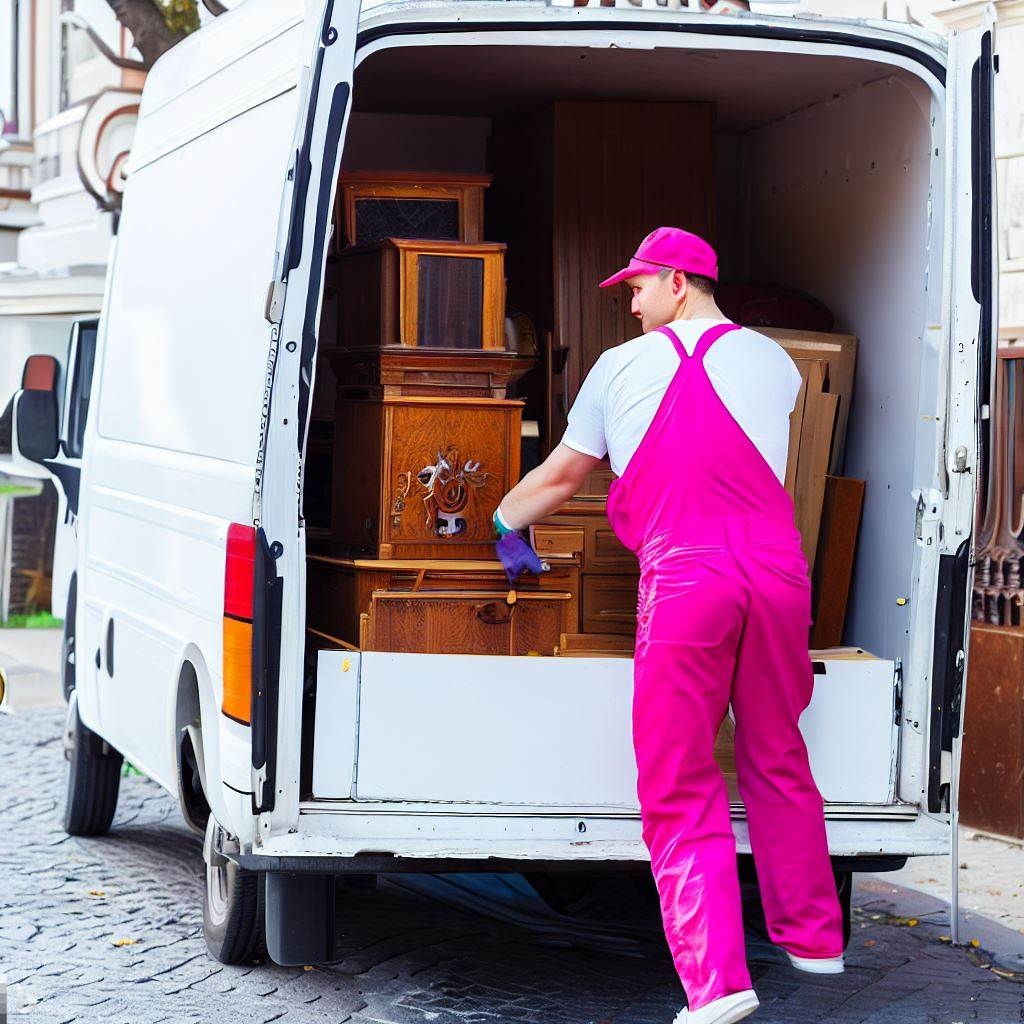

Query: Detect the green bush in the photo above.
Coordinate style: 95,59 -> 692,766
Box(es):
1,612 -> 62,629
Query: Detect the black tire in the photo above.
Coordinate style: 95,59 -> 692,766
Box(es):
60,576 -> 77,702
63,693 -> 122,836
835,869 -> 853,950
203,818 -> 265,965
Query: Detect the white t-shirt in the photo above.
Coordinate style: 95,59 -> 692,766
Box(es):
560,318 -> 803,482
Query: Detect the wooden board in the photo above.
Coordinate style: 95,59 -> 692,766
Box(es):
788,360 -> 838,571
810,476 -> 865,649
762,327 -> 857,474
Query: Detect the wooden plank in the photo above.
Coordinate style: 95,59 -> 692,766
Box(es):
793,368 -> 839,571
762,327 -> 857,474
784,360 -> 813,499
810,476 -> 865,649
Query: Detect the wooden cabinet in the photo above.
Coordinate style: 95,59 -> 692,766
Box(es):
534,500 -> 640,639
307,555 -> 579,656
332,395 -> 522,560
333,238 -> 507,351
335,171 -> 490,249
488,100 -> 716,449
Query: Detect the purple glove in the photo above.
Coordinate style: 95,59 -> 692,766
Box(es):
496,530 -> 546,584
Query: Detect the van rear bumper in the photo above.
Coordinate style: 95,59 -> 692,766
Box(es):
233,802 -> 947,871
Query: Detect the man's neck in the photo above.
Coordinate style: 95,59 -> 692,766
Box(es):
671,298 -> 726,323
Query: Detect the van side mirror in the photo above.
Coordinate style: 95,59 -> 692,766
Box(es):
14,354 -> 60,464
16,390 -> 59,462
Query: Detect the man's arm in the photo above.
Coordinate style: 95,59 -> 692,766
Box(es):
496,443 -> 604,531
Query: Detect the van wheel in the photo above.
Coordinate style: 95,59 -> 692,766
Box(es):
203,817 -> 265,965
63,691 -> 122,836
835,869 -> 853,949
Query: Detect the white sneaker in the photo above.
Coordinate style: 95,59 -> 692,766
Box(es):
785,951 -> 845,974
672,989 -> 760,1024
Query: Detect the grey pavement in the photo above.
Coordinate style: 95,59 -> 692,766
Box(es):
886,831 -> 1024,936
0,626 -> 62,711
0,706 -> 1022,1022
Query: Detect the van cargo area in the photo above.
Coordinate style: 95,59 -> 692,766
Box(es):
298,37 -> 943,829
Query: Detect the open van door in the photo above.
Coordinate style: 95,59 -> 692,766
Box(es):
253,1 -> 360,835
931,6 -> 998,941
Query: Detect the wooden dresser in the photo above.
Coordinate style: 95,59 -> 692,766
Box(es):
532,498 -> 640,637
308,555 -> 579,656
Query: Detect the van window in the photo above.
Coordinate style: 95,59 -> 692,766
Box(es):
65,322 -> 98,459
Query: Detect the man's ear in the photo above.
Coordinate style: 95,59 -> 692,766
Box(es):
673,270 -> 687,297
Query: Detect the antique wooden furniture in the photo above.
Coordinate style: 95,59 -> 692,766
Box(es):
333,238 -> 507,352
324,344 -> 525,401
331,395 -> 522,560
307,555 -> 579,656
488,100 -> 716,444
532,499 -> 640,637
335,171 -> 490,249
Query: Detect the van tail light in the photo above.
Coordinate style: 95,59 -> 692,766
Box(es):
223,523 -> 256,724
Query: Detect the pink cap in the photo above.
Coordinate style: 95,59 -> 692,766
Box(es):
599,226 -> 719,289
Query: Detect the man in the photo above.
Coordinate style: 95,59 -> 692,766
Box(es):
493,228 -> 845,1024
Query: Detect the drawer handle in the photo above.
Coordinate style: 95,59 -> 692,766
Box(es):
475,601 -> 513,625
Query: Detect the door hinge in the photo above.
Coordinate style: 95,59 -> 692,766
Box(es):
950,445 -> 970,474
265,280 -> 286,325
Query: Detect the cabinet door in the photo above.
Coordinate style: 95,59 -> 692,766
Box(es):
582,574 -> 639,636
382,401 -> 520,557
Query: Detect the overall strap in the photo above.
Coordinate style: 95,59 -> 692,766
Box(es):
655,324 -> 688,360
693,322 -> 742,361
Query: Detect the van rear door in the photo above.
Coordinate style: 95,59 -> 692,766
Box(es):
929,9 -> 998,819
255,2 -> 361,834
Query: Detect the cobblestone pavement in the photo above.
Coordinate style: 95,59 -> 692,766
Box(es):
2,709 -> 1023,1024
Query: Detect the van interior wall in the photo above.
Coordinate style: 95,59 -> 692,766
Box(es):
340,112 -> 492,174
732,72 -> 940,665
322,65 -> 940,669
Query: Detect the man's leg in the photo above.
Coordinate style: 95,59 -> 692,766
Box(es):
729,542 -> 844,959
633,558 -> 752,1009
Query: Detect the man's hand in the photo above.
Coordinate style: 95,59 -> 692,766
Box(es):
495,530 -> 547,585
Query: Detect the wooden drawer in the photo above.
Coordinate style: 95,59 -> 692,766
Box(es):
586,525 -> 638,572
365,589 -> 573,656
581,574 -> 639,636
531,526 -> 585,559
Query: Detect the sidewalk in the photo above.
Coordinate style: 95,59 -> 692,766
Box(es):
885,828 -> 1024,935
0,626 -> 62,710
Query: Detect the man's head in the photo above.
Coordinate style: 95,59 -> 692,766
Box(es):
599,226 -> 719,333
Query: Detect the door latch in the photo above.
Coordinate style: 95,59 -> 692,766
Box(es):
950,445 -> 970,474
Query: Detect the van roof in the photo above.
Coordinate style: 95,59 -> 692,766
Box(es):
131,0 -> 947,167
138,0 -> 305,124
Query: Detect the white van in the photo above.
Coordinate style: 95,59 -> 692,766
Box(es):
6,0 -> 994,967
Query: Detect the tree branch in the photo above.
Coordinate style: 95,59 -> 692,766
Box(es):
104,0 -> 187,68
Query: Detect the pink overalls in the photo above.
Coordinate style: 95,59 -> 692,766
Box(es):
606,323 -> 844,1010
